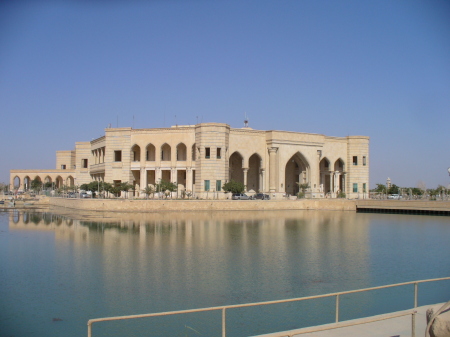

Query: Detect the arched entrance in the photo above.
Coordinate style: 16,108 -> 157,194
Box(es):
66,176 -> 74,187
285,152 -> 310,196
13,176 -> 20,190
44,176 -> 52,190
24,176 -> 31,191
248,153 -> 261,192
229,152 -> 244,184
319,158 -> 331,193
334,159 -> 345,193
55,176 -> 63,189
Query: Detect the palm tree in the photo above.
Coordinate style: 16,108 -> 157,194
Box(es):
142,186 -> 155,199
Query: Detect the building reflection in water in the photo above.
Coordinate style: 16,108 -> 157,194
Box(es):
9,209 -> 371,306
5,208 -> 450,337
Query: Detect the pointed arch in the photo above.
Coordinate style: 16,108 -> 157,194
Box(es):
176,143 -> 187,161
24,176 -> 31,191
161,143 -> 171,161
334,158 -> 345,171
229,151 -> 244,184
66,176 -> 74,187
334,158 -> 345,194
319,157 -> 332,193
248,153 -> 262,192
285,152 -> 310,195
319,157 -> 331,171
55,176 -> 63,189
13,176 -> 20,189
131,144 -> 141,162
146,143 -> 156,161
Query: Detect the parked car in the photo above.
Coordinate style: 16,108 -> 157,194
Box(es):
251,193 -> 271,200
387,194 -> 402,199
80,192 -> 90,198
232,193 -> 250,200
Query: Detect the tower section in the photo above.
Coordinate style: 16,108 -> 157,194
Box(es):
194,123 -> 230,197
346,136 -> 370,198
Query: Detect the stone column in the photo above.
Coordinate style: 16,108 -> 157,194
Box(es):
141,168 -> 147,189
171,168 -> 177,184
343,173 -> 346,193
186,168 -> 192,192
243,168 -> 248,192
268,147 -> 278,193
329,173 -> 333,193
334,172 -> 339,193
260,169 -> 265,192
156,168 -> 162,182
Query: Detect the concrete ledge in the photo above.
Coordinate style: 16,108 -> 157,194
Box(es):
49,198 -> 357,212
356,200 -> 450,212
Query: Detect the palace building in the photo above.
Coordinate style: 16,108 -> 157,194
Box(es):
10,122 -> 369,199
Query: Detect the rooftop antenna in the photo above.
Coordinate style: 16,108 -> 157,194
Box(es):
196,116 -> 198,124
117,115 -> 118,128
175,115 -> 177,127
133,115 -> 135,129
244,112 -> 249,128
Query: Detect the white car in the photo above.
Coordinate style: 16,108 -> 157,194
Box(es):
388,194 -> 402,199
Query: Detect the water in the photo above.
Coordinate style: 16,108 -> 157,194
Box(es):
1,208 -> 449,336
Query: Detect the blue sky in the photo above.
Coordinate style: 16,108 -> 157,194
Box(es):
1,0 -> 449,189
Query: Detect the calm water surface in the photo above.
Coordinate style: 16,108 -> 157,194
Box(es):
1,208 -> 449,336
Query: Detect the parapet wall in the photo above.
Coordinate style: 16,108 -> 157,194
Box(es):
49,198 -> 357,212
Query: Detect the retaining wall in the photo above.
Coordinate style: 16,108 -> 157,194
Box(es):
49,198 -> 357,212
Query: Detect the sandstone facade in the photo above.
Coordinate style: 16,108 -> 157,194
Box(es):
10,123 -> 369,199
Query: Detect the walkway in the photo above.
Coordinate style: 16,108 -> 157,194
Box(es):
255,303 -> 436,337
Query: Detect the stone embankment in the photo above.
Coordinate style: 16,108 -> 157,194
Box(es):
48,198 -> 450,213
49,198 -> 356,212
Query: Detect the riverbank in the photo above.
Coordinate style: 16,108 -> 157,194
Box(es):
47,197 -> 450,213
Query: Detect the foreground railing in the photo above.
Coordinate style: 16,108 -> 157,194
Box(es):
87,276 -> 450,337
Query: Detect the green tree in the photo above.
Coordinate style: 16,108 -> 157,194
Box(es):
120,182 -> 134,199
142,185 -> 155,199
296,183 -> 309,198
222,180 -> 245,194
388,184 -> 400,194
31,178 -> 42,192
371,184 -> 387,193
154,180 -> 177,198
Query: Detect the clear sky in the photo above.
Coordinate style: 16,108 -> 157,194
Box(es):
1,0 -> 449,189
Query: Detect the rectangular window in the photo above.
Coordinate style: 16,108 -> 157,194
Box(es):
114,150 -> 122,162
353,183 -> 358,193
205,147 -> 210,159
363,156 -> 366,166
216,180 -> 221,192
216,148 -> 221,159
82,159 -> 88,168
193,170 -> 196,184
61,165 -> 66,170
353,156 -> 358,165
204,180 -> 210,191
363,183 -> 367,192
